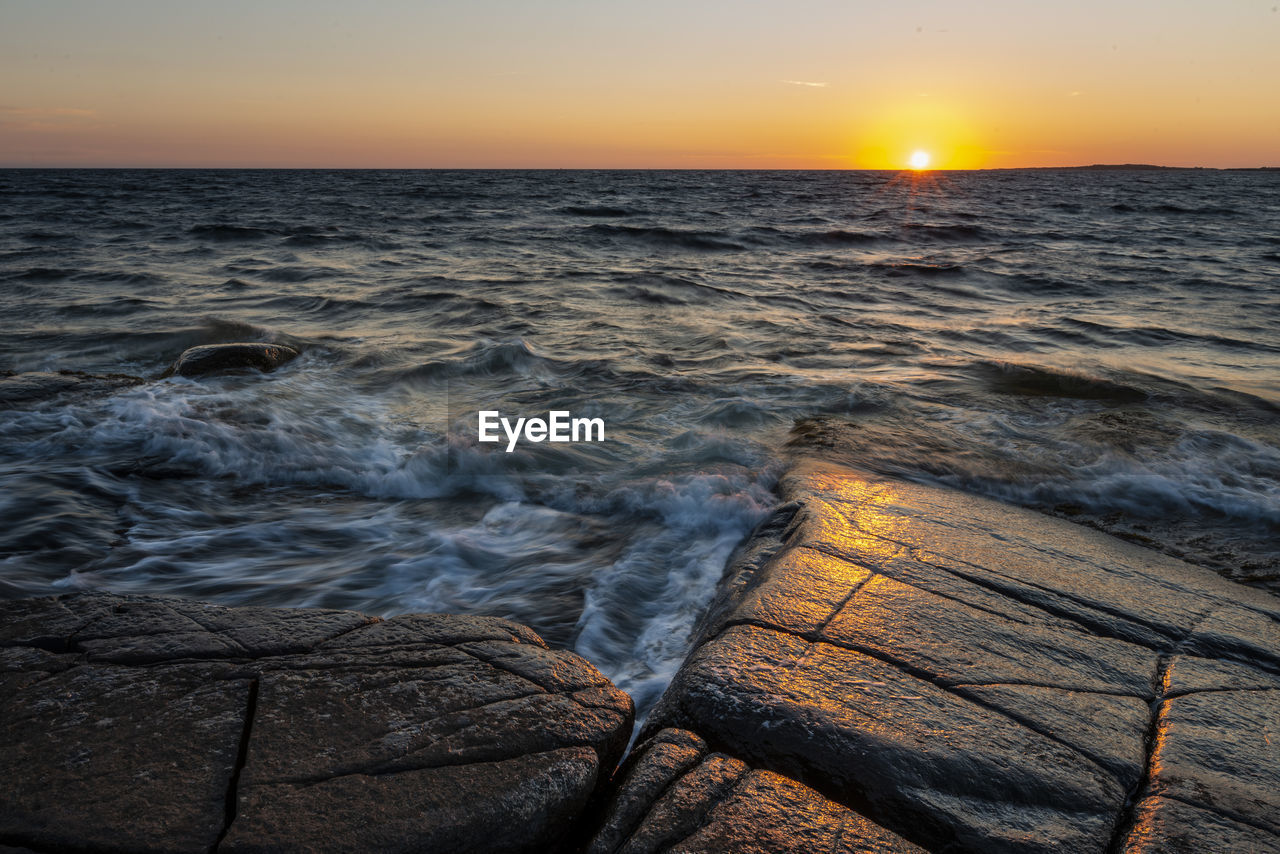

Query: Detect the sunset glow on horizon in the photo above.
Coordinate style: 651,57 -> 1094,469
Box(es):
2,1 -> 1277,169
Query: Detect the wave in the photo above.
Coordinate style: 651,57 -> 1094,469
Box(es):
585,224 -> 746,251
6,267 -> 75,282
952,447 -> 1280,527
900,223 -> 989,242
257,264 -> 346,283
56,297 -> 160,317
19,231 -> 79,244
803,229 -> 883,246
560,205 -> 636,217
251,294 -> 374,315
970,360 -> 1148,402
190,221 -> 397,250
865,261 -> 966,277
1112,202 -> 1244,216
188,224 -> 278,241
610,284 -> 687,306
1063,318 -> 1280,354
571,467 -> 776,716
281,233 -> 343,247
993,272 -> 1095,296
389,339 -> 593,385
603,272 -> 747,306
74,270 -> 167,286
1110,202 -> 1242,216
1154,203 -> 1242,216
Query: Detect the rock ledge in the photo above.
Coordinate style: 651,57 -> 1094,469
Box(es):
639,461 -> 1280,853
0,593 -> 633,853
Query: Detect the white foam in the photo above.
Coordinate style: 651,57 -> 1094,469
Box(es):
8,371 -> 780,720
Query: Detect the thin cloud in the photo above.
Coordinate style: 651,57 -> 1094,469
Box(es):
0,107 -> 100,134
0,106 -> 96,117
783,80 -> 828,88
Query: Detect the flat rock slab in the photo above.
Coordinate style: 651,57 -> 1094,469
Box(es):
0,593 -> 633,853
586,728 -> 923,854
646,461 -> 1280,853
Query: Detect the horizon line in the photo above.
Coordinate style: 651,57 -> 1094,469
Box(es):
1,164 -> 1277,172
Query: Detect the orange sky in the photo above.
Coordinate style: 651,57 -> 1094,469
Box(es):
2,1 -> 1277,168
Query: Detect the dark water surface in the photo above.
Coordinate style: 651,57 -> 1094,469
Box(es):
2,168 -> 1278,715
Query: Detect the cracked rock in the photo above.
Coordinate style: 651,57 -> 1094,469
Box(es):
0,593 -> 634,853
586,728 -> 924,854
645,461 -> 1280,853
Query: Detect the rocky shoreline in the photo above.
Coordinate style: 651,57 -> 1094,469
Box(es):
4,460 -> 1279,852
632,461 -> 1280,852
0,597 -> 632,853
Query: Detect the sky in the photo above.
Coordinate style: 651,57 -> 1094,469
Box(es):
1,0 -> 1277,169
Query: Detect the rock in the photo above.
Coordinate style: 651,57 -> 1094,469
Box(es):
0,593 -> 633,853
162,342 -> 299,378
644,460 -> 1280,853
0,369 -> 143,406
226,748 -> 602,854
1136,683 -> 1280,837
586,728 -> 924,854
588,729 -> 709,854
1,654 -> 250,852
1120,796 -> 1280,853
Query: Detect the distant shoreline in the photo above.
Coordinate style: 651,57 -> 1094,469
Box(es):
1033,163 -> 1280,172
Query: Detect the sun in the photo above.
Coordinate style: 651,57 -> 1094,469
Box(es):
908,150 -> 932,170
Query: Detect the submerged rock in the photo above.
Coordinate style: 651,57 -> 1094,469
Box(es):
163,342 -> 299,378
0,369 -> 143,406
0,593 -> 634,853
643,460 -> 1280,853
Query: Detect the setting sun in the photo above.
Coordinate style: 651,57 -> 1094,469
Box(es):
908,150 -> 932,170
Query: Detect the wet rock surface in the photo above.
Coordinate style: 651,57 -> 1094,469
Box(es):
587,728 -> 923,854
645,461 -> 1280,853
163,342 -> 299,378
0,370 -> 143,406
0,593 -> 633,853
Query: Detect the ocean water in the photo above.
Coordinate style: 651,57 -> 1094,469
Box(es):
2,168 -> 1278,716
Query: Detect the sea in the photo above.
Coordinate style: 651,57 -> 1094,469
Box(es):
2,168 -> 1277,718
